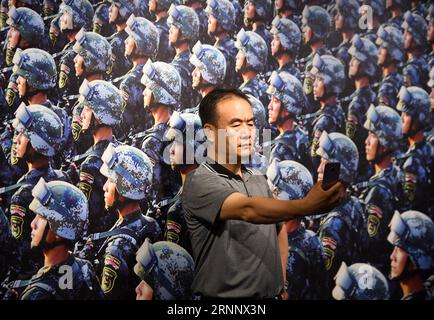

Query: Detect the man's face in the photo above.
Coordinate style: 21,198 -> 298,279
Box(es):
169,140 -> 184,169
267,96 -> 282,124
74,54 -> 85,76
245,1 -> 256,20
15,130 -> 29,158
208,96 -> 255,163
317,157 -> 329,182
378,47 -> 388,66
271,35 -> 281,57
235,50 -> 246,73
30,214 -> 48,248
302,25 -> 312,44
334,12 -> 344,31
124,35 -> 136,56
60,10 -> 73,31
80,106 -> 94,130
275,0 -> 284,11
103,178 -> 117,209
208,15 -> 218,34
348,56 -> 360,78
17,75 -> 27,97
136,280 -> 153,300
149,0 -> 157,14
428,21 -> 434,43
109,3 -> 119,24
192,66 -> 202,89
401,111 -> 412,135
390,246 -> 409,279
143,87 -> 153,109
7,27 -> 20,48
430,88 -> 434,110
403,30 -> 413,50
313,76 -> 325,100
365,131 -> 379,161
169,25 -> 180,44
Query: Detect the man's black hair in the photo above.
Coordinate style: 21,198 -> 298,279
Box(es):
198,88 -> 251,127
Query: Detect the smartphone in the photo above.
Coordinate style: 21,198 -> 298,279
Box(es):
322,162 -> 341,190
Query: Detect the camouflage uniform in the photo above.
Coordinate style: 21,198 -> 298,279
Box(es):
93,0 -> 115,37
154,16 -> 175,63
108,30 -> 132,80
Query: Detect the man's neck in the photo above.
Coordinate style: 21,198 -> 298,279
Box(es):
341,30 -> 355,43
66,31 -> 78,43
151,105 -> 171,125
93,126 -> 113,144
383,63 -> 397,77
116,23 -> 126,32
86,73 -> 103,81
241,70 -> 256,83
355,76 -> 370,89
175,42 -> 189,55
155,11 -> 168,22
278,54 -> 292,69
278,117 -> 294,133
200,85 -> 215,98
28,92 -> 48,105
27,156 -> 49,172
118,201 -> 140,219
180,164 -> 199,185
215,32 -> 229,43
189,2 -> 201,10
391,8 -> 401,18
310,41 -> 325,54
252,20 -> 264,30
408,130 -> 425,145
407,50 -> 421,60
210,151 -> 242,176
44,247 -> 70,267
320,95 -> 336,108
374,155 -> 392,174
133,57 -> 148,68
401,274 -> 425,298
279,9 -> 292,19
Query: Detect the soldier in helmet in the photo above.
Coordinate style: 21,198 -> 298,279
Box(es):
148,0 -> 176,63
385,0 -> 408,29
346,35 -> 378,181
1,104 -> 69,299
139,60 -> 182,230
401,11 -> 429,89
358,105 -> 405,274
396,86 -> 433,217
182,0 -> 212,45
388,210 -> 434,300
235,29 -> 269,108
270,17 -> 302,81
308,54 -> 346,179
204,0 -> 240,89
427,5 -> 434,69
168,4 -> 201,111
93,0 -> 116,37
57,0 -> 94,112
19,178 -> 104,300
267,71 -> 311,172
190,40 -> 226,108
119,14 -> 160,138
107,0 -> 137,80
332,262 -> 390,300
375,25 -> 405,108
359,0 -> 386,44
48,15 -> 67,56
77,143 -> 161,299
75,80 -> 123,237
134,239 -> 194,300
267,159 -> 328,299
301,5 -> 332,115
274,0 -> 300,26
163,111 -> 206,251
316,131 -> 366,292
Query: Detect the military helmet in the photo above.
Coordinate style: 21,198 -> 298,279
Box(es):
310,54 -> 345,95
271,16 -> 301,56
12,103 -> 63,157
267,159 -> 313,200
388,210 -> 434,270
361,0 -> 386,18
107,0 -> 138,21
29,178 -> 88,242
78,79 -> 123,126
336,0 -> 360,31
317,131 -> 359,184
155,0 -> 177,11
168,4 -> 200,43
364,105 -> 403,152
73,29 -> 113,75
267,71 -> 306,116
375,25 -> 405,62
246,94 -> 267,131
302,5 -> 331,40
204,0 -> 235,32
385,0 -> 407,9
397,86 -> 431,129
59,0 -> 94,31
141,60 -> 182,108
190,41 -> 226,86
134,239 -> 195,300
125,14 -> 160,59
6,6 -> 44,47
428,66 -> 434,88
100,143 -> 153,200
378,82 -> 398,108
245,0 -> 272,22
12,48 -> 57,90
276,0 -> 298,11
332,262 -> 390,300
235,29 -> 268,72
348,35 -> 378,77
402,11 -> 427,48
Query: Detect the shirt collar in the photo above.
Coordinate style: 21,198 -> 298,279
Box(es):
203,157 -> 253,180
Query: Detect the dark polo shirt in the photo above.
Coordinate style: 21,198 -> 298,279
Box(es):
181,158 -> 283,298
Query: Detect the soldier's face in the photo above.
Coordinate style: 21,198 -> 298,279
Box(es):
302,26 -> 312,44
143,88 -> 153,109
235,51 -> 246,73
149,0 -> 157,13
30,214 -> 48,248
80,106 -> 94,130
60,11 -> 73,31
317,157 -> 329,182
169,140 -> 184,168
7,27 -> 20,49
15,130 -> 29,158
430,88 -> 434,110
377,47 -> 388,66
125,36 -> 136,57
245,2 -> 256,20
271,35 -> 281,57
136,280 -> 153,300
365,131 -> 380,161
275,0 -> 284,11
348,56 -> 360,78
428,22 -> 434,43
267,96 -> 282,124
192,67 -> 202,89
403,30 -> 413,50
169,25 -> 180,44
103,178 -> 117,209
390,246 -> 409,279
74,54 -> 85,77
313,77 -> 325,100
109,4 -> 120,24
17,75 -> 27,97
208,15 -> 218,34
334,13 -> 344,31
401,112 -> 412,135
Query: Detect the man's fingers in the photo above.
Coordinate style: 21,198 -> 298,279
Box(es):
326,181 -> 343,194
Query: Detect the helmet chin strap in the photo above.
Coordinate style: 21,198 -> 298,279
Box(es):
37,224 -> 71,251
372,143 -> 392,164
390,256 -> 420,281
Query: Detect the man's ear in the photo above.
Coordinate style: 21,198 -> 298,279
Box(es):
203,124 -> 216,143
